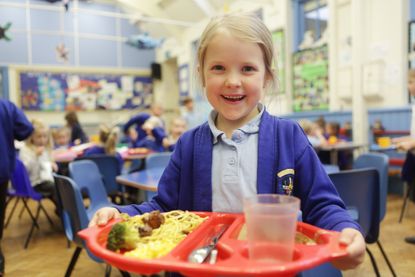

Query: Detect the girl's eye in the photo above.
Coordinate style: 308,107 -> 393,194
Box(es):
211,65 -> 224,71
242,66 -> 256,72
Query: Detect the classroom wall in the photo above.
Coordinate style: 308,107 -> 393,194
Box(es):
154,0 -> 409,115
0,0 -> 157,131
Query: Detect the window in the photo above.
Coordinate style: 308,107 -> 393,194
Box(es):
293,0 -> 329,50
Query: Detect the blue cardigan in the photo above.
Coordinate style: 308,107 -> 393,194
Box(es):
117,111 -> 360,232
0,100 -> 33,183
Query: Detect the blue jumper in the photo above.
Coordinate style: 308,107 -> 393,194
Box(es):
0,100 -> 33,183
116,111 -> 361,232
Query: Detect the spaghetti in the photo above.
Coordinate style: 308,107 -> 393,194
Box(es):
121,210 -> 206,259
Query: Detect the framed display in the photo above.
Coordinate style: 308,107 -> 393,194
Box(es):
17,70 -> 152,111
292,44 -> 329,112
272,29 -> 285,94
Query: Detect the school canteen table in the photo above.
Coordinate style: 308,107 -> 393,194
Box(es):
315,142 -> 366,165
116,167 -> 163,192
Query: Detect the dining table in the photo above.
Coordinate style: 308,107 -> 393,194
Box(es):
315,142 -> 366,165
116,167 -> 164,192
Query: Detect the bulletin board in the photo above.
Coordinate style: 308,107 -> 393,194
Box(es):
272,29 -> 285,94
18,70 -> 152,111
292,45 -> 329,112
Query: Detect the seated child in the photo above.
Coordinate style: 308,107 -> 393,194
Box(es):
83,124 -> 124,173
298,119 -> 327,147
162,117 -> 187,151
132,116 -> 167,152
19,119 -> 58,208
52,126 -> 71,149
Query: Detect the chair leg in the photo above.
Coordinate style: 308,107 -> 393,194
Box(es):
4,197 -> 19,228
105,264 -> 112,277
65,247 -> 82,277
376,240 -> 397,277
399,182 -> 413,223
39,203 -> 54,227
119,269 -> 131,277
366,247 -> 380,277
22,199 -> 40,229
24,204 -> 41,249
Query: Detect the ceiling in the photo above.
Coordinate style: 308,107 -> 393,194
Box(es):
111,0 -> 236,38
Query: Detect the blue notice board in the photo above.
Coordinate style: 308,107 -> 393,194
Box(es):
19,71 -> 152,111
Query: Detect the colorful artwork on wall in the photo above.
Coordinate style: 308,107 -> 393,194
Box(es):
292,45 -> 329,112
19,71 -> 152,111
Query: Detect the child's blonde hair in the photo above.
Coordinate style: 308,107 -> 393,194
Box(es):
98,124 -> 119,155
197,12 -> 276,89
26,119 -> 53,150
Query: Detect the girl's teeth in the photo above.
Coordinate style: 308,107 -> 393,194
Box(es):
223,95 -> 244,100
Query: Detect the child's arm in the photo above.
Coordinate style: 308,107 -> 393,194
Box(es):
332,228 -> 366,270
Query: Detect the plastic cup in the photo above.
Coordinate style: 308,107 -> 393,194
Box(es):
243,194 -> 300,264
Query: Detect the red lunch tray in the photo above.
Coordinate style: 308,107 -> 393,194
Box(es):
78,212 -> 347,277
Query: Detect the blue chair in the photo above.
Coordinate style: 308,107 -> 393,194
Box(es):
329,168 -> 389,277
352,152 -> 395,276
144,152 -> 172,200
322,164 -> 340,174
5,158 -> 54,249
76,155 -> 126,204
68,160 -> 111,219
53,174 -> 130,277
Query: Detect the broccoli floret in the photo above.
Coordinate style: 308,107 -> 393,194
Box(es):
106,221 -> 140,251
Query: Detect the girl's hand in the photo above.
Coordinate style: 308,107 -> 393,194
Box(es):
88,207 -> 121,227
331,228 -> 366,270
52,162 -> 59,172
35,146 -> 45,155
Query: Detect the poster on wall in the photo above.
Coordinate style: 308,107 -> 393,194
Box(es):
292,45 -> 329,112
272,29 -> 285,94
19,71 -> 152,111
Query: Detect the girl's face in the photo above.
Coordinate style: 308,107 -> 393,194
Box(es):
32,128 -> 49,147
202,31 -> 269,129
55,131 -> 70,146
171,119 -> 187,136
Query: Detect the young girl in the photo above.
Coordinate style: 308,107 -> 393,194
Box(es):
162,117 -> 187,151
64,111 -> 88,145
19,119 -> 58,207
52,126 -> 71,149
83,124 -> 124,173
90,13 -> 365,270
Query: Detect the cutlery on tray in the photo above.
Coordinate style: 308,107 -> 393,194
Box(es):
187,224 -> 228,264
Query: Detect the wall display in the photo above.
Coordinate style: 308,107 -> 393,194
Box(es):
292,45 -> 329,112
18,71 -> 152,111
272,29 -> 285,94
178,64 -> 189,99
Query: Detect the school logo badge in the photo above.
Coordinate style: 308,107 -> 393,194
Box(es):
277,169 -> 295,196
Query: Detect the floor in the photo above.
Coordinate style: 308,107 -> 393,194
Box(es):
2,194 -> 415,277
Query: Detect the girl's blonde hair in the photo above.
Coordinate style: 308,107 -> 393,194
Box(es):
197,12 -> 276,89
98,124 -> 119,155
26,119 -> 53,150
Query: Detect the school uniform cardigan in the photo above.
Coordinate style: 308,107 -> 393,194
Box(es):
0,100 -> 33,184
117,111 -> 361,232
